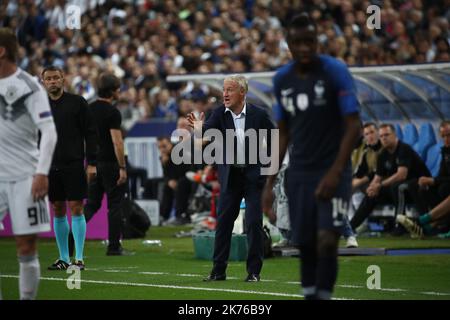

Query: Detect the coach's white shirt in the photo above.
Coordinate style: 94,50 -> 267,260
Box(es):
225,103 -> 246,165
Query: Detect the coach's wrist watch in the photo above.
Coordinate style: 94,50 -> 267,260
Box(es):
119,165 -> 126,170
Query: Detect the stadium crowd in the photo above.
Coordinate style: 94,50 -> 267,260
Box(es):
0,0 -> 449,127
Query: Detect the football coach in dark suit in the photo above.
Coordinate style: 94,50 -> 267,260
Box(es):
187,74 -> 276,282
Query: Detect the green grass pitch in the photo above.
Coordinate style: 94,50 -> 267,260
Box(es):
1,226 -> 450,300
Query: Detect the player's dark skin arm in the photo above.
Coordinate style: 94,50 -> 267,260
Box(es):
262,120 -> 290,223
315,113 -> 361,200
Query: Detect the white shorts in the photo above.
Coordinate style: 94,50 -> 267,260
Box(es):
0,177 -> 51,236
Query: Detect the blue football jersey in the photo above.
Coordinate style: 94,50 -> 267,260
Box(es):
273,54 -> 360,172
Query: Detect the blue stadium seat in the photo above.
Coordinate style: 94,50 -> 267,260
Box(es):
402,123 -> 418,147
425,142 -> 442,177
394,123 -> 403,141
413,123 -> 437,161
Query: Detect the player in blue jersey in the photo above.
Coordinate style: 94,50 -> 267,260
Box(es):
262,14 -> 361,300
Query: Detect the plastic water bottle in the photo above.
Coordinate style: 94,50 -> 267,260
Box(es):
101,239 -> 123,246
142,240 -> 162,247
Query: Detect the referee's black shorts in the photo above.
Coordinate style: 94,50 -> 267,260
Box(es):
48,165 -> 87,202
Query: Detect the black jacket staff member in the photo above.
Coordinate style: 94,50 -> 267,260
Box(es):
84,73 -> 128,256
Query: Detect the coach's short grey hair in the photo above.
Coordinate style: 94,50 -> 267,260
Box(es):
224,74 -> 248,93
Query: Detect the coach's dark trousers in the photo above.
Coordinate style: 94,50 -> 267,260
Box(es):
84,162 -> 126,251
212,166 -> 264,276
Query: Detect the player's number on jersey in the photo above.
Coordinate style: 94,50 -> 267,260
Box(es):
331,198 -> 348,227
27,200 -> 49,226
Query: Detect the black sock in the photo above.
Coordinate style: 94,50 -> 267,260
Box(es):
68,231 -> 75,258
316,255 -> 338,298
300,245 -> 317,298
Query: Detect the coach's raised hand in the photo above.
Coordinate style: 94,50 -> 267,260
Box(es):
186,111 -> 205,129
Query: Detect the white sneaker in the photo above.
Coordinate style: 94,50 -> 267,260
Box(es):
346,236 -> 358,248
272,238 -> 289,248
396,214 -> 423,239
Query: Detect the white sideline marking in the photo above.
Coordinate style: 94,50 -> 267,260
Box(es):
138,272 -> 168,275
337,284 -> 364,288
5,273 -> 448,298
420,291 -> 450,296
0,275 -> 311,299
86,269 -> 450,296
378,288 -> 405,292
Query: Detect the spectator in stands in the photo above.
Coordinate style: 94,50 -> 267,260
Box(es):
1,0 -> 447,130
177,95 -> 195,117
72,65 -> 96,103
117,98 -> 141,132
153,88 -> 178,120
190,88 -> 214,120
433,36 -> 450,62
157,137 -> 193,225
350,124 -> 431,234
17,3 -> 47,47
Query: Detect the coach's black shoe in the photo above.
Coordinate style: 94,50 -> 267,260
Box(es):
70,260 -> 85,270
48,259 -> 70,270
203,273 -> 226,281
245,274 -> 260,282
106,247 -> 135,256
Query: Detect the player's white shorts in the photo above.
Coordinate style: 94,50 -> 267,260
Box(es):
0,177 -> 51,235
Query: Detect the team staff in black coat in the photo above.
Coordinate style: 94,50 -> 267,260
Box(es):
350,123 -> 431,231
187,74 -> 275,282
42,66 -> 97,271
84,73 -> 129,256
407,121 -> 450,214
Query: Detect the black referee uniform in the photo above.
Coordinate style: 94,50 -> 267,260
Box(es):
48,92 -> 97,202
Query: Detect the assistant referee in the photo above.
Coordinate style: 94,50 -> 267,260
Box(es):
42,66 -> 97,270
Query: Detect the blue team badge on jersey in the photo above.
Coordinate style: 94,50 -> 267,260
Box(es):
313,80 -> 326,106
